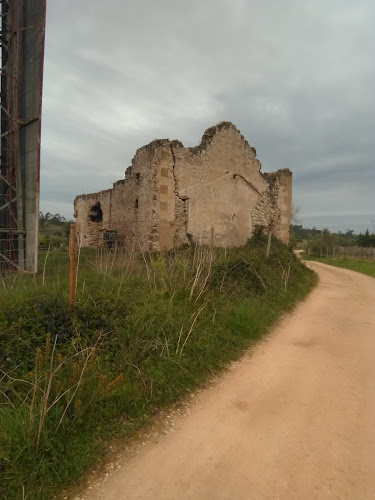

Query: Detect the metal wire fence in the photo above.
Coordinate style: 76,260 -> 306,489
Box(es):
307,245 -> 375,260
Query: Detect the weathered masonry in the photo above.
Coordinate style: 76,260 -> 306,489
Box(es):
74,123 -> 292,250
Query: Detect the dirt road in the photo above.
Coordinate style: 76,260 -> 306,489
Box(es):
83,262 -> 375,500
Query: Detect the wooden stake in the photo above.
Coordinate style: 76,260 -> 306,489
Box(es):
266,231 -> 272,259
69,224 -> 77,313
210,227 -> 215,253
207,227 -> 215,288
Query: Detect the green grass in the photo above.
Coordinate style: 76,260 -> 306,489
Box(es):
302,254 -> 375,278
0,239 -> 317,499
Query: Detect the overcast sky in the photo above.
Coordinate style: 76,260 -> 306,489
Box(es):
40,0 -> 375,220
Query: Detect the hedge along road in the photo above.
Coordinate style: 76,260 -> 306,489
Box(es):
82,261 -> 375,500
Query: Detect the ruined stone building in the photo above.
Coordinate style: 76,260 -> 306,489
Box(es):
74,123 -> 292,250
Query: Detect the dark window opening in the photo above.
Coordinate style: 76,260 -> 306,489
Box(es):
135,173 -> 141,181
103,230 -> 118,249
89,202 -> 103,222
135,199 -> 139,209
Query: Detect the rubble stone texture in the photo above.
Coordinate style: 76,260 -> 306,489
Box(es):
74,123 -> 292,250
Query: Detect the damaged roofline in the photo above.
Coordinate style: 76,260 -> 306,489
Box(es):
74,121 -> 292,250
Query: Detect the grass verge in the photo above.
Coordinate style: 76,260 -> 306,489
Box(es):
302,254 -> 375,278
1,239 -> 317,499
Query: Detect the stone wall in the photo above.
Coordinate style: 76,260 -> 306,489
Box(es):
74,123 -> 292,249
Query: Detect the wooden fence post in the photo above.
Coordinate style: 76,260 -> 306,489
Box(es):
265,231 -> 272,259
69,224 -> 77,313
207,227 -> 215,288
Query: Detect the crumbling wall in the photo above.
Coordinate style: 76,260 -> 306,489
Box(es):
74,123 -> 292,249
270,169 -> 293,243
75,139 -> 180,248
74,189 -> 111,247
74,141 -> 160,248
251,169 -> 292,244
171,124 -> 269,247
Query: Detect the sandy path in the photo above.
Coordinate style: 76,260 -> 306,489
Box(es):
83,262 -> 375,500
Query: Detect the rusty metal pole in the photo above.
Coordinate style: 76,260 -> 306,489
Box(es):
69,224 -> 77,312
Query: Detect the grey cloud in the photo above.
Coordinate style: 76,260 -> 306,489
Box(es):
40,0 -> 375,219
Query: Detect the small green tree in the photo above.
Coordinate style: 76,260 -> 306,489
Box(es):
357,229 -> 375,247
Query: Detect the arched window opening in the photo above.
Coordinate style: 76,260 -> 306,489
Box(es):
89,202 -> 103,222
